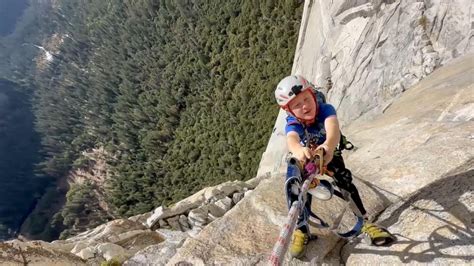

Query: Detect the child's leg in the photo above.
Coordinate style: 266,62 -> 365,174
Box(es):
327,155 -> 367,217
327,155 -> 396,245
285,160 -> 312,234
297,195 -> 312,233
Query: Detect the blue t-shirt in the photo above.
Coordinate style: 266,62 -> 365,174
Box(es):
285,103 -> 337,146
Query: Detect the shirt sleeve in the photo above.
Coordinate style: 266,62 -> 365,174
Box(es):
285,116 -> 304,139
317,103 -> 337,121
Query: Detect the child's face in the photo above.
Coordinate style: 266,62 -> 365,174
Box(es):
288,90 -> 317,121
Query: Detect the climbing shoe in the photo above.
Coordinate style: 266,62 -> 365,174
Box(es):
289,229 -> 308,258
361,222 -> 396,246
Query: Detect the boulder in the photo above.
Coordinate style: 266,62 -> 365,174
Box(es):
188,206 -> 209,225
244,190 -> 252,197
70,241 -> 88,254
232,192 -> 245,204
76,246 -> 95,260
215,196 -> 233,212
159,219 -> 170,229
156,229 -> 189,245
146,206 -> 167,229
96,242 -> 130,262
207,202 -> 226,220
203,181 -> 251,202
128,211 -> 152,225
166,216 -> 182,231
178,215 -> 191,231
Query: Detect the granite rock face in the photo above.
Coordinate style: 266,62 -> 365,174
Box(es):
343,164 -> 473,265
339,52 -> 474,265
344,53 -> 474,201
292,0 -> 472,125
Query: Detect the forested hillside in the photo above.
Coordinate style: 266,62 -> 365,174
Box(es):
0,0 -> 56,240
0,0 -> 54,83
3,0 -> 303,239
0,80 -> 49,240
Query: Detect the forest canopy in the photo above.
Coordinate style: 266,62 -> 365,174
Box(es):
1,0 -> 303,238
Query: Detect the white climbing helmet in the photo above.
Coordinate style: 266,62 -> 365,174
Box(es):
274,75 -> 313,108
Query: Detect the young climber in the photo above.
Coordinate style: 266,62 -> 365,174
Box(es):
274,75 -> 393,258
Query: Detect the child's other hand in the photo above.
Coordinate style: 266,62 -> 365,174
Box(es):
316,144 -> 334,166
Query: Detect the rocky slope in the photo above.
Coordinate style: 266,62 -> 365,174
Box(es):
0,179 -> 264,265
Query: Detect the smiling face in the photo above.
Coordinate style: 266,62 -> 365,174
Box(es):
287,89 -> 317,121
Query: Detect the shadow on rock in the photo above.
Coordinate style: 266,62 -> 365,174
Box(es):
342,159 -> 473,264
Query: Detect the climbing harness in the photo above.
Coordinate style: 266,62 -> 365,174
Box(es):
269,149 -> 366,265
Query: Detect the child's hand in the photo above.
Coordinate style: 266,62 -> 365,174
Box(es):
294,146 -> 313,163
316,144 -> 334,166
